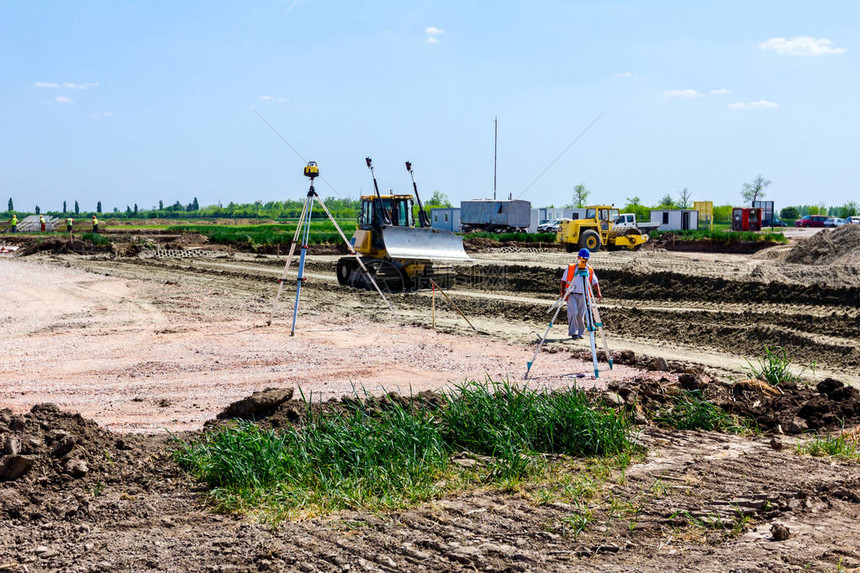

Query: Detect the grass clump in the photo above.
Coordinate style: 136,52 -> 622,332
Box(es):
168,221 -> 357,247
441,380 -> 632,478
174,379 -> 634,519
796,434 -> 860,460
174,401 -> 449,516
656,390 -> 748,433
650,229 -> 787,243
81,232 -> 111,246
744,345 -> 812,386
465,232 -> 557,243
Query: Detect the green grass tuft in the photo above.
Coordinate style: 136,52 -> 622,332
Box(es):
744,345 -> 813,386
441,379 -> 631,477
796,434 -> 860,460
656,390 -> 748,433
81,232 -> 111,246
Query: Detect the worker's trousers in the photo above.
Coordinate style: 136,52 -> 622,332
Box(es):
566,292 -> 588,337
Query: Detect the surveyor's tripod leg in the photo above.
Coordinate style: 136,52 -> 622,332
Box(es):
267,195 -> 310,325
582,275 -> 600,378
525,280 -> 577,379
589,292 -> 613,369
290,191 -> 315,336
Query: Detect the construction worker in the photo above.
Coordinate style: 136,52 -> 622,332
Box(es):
9,214 -> 17,233
561,248 -> 602,339
40,214 -> 46,232
92,214 -> 99,233
66,216 -> 74,233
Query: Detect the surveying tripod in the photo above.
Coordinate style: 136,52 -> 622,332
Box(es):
525,266 -> 613,379
267,162 -> 396,335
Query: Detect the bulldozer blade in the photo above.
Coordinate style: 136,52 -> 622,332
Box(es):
382,226 -> 472,262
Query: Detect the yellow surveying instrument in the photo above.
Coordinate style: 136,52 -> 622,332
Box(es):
303,161 -> 319,180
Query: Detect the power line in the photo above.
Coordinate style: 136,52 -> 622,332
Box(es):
254,109 -> 344,199
516,107 -> 609,200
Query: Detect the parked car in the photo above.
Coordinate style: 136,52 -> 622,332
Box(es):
845,216 -> 860,225
537,219 -> 563,233
793,215 -> 828,228
824,217 -> 845,227
768,217 -> 789,227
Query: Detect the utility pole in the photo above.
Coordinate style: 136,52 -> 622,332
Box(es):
493,116 -> 498,201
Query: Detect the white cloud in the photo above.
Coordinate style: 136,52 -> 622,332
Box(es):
54,96 -> 74,104
664,89 -> 701,99
615,72 -> 633,78
425,26 -> 444,44
710,88 -> 730,95
259,95 -> 275,101
89,111 -> 114,119
63,82 -> 99,90
759,36 -> 846,56
34,81 -> 59,88
727,100 -> 779,111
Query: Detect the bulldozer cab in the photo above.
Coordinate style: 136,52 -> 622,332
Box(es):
359,195 -> 414,229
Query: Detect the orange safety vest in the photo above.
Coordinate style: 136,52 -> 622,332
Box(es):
561,263 -> 595,294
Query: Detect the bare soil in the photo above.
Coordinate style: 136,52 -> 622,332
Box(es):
1,232 -> 859,572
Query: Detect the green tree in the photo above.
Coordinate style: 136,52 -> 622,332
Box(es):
126,205 -> 132,215
7,198 -> 12,212
63,200 -> 67,213
158,200 -> 164,210
658,194 -> 676,208
427,190 -> 452,207
678,187 -> 692,208
626,196 -> 641,207
192,197 -> 199,211
74,200 -> 79,214
97,201 -> 102,214
133,203 -> 138,215
780,206 -> 799,220
838,201 -> 858,218
572,184 -> 590,208
35,205 -> 40,214
741,175 -> 771,205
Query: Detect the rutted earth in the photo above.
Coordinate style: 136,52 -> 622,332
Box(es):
1,229 -> 859,572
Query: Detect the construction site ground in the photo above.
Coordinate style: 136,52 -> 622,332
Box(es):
1,227 -> 859,572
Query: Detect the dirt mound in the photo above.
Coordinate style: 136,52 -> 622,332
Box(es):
16,237 -> 112,256
0,404 -> 171,519
207,389 -> 447,430
608,376 -> 860,434
784,224 -> 860,265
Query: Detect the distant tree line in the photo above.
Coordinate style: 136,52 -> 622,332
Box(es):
1,192 -> 455,222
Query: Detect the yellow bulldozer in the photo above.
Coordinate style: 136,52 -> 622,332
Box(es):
336,159 -> 471,290
555,205 -> 649,253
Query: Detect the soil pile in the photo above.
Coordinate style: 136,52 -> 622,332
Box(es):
16,237 -> 112,256
784,224 -> 860,265
608,376 -> 860,434
0,405 -> 168,520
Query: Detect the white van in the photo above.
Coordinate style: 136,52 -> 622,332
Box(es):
847,216 -> 860,225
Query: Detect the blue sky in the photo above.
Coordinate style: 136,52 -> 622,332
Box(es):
2,0 -> 858,213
